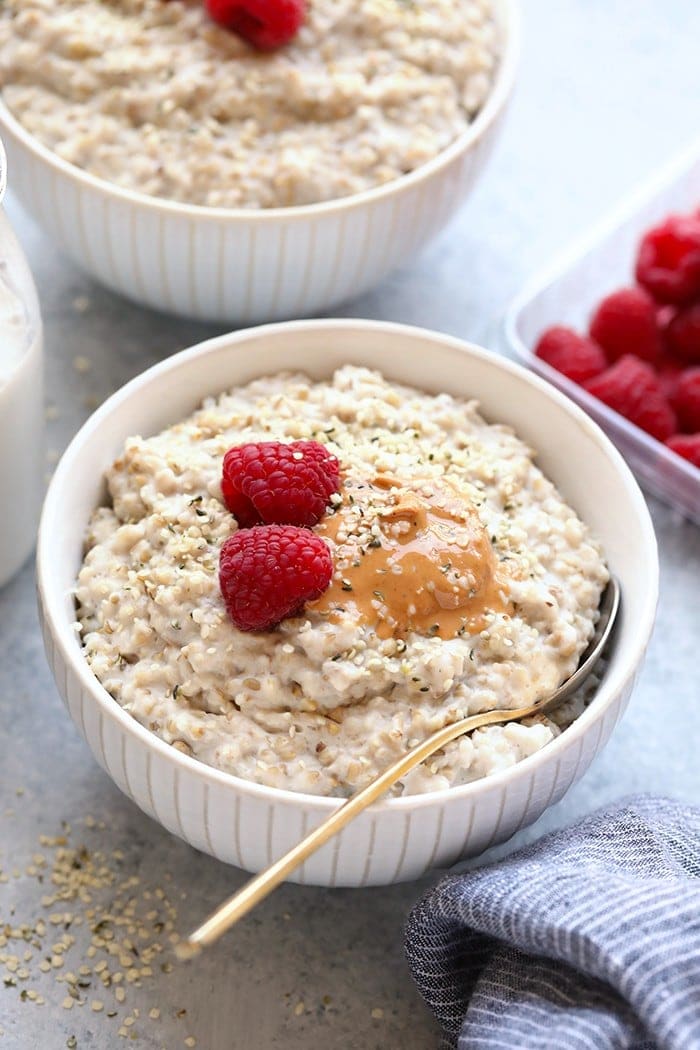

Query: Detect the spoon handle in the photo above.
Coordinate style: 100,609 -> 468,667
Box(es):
180,577 -> 618,955
181,699 -> 544,954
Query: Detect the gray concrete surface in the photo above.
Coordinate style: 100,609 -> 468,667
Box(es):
1,1 -> 699,1047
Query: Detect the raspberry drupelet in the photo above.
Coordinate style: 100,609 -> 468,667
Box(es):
205,0 -> 306,50
666,304 -> 700,364
665,434 -> 700,469
670,368 -> 700,433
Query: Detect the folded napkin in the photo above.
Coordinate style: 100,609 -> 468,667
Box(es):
405,796 -> 700,1050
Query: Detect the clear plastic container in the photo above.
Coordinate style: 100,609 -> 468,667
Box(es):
0,137 -> 43,586
503,139 -> 700,526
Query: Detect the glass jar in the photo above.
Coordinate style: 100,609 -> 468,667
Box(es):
0,138 -> 43,588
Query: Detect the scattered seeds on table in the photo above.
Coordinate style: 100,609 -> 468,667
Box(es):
0,810 -> 198,1044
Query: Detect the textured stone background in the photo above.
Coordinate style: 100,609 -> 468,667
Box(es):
1,2 -> 699,1047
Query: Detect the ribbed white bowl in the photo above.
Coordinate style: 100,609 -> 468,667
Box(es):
37,320 -> 658,886
0,2 -> 517,324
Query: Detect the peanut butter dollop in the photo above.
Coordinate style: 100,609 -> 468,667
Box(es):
310,478 -> 510,640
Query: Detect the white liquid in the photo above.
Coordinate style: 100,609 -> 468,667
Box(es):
0,265 -> 43,588
0,269 -> 27,380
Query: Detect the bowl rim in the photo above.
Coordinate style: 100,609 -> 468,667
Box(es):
0,0 -> 519,224
37,318 -> 658,815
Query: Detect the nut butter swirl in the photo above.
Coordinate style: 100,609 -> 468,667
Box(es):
310,477 -> 511,640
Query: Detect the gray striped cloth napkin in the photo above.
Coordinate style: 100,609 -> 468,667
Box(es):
405,796 -> 700,1049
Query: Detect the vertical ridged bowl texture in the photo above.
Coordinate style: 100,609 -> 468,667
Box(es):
37,320 -> 658,886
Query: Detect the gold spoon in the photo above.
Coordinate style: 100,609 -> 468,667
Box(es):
178,577 -> 620,958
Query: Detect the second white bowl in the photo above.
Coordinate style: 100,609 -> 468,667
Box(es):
0,1 -> 517,324
37,320 -> 658,886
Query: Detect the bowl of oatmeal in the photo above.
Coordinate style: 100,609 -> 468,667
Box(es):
37,320 -> 657,886
0,0 -> 517,323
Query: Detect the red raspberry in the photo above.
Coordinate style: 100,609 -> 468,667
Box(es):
670,368 -> 700,432
635,214 -> 700,304
588,287 -> 662,364
533,326 -> 607,383
666,303 -> 700,364
665,433 -> 700,469
656,304 -> 676,332
221,440 -> 340,528
205,0 -> 306,50
219,525 -> 332,631
657,353 -> 684,401
583,355 -> 677,441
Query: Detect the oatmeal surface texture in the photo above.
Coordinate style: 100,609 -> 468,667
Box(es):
0,0 -> 498,208
76,367 -> 608,797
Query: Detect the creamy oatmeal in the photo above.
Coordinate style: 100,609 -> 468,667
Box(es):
76,367 -> 608,797
0,0 -> 499,208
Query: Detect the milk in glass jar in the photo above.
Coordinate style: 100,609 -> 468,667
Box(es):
0,139 -> 43,587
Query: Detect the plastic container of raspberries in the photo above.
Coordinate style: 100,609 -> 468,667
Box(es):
503,139 -> 700,526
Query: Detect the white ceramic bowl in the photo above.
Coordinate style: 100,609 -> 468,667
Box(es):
0,1 -> 517,324
37,320 -> 658,887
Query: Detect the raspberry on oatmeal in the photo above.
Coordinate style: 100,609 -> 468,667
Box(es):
219,524 -> 334,631
221,439 -> 340,528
